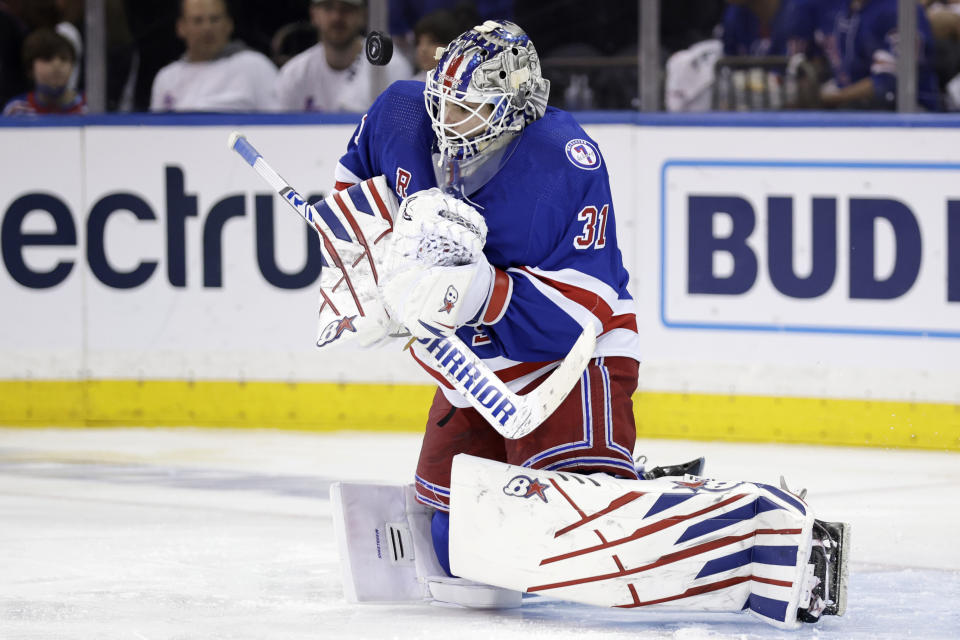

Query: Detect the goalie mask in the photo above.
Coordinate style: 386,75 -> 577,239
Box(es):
424,20 -> 550,164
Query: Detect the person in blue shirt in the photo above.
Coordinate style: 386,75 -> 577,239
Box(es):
817,0 -> 941,110
723,0 -> 822,57
332,19 -> 702,575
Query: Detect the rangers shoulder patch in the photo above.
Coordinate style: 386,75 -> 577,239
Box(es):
564,138 -> 602,170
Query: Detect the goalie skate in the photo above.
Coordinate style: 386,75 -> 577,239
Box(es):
798,519 -> 850,623
639,456 -> 705,480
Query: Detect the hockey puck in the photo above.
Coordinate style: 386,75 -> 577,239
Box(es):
365,31 -> 393,66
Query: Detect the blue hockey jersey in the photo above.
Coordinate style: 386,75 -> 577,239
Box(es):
334,81 -> 641,403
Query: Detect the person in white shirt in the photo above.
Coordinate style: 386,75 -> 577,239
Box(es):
150,0 -> 279,112
275,0 -> 412,113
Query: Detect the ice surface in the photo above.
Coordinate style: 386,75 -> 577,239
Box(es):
1,428 -> 958,639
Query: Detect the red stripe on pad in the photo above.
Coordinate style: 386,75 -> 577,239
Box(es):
553,489 -> 647,537
540,493 -> 749,565
532,527 -> 802,590
615,574 -> 792,609
332,191 -> 379,283
315,222 -> 364,317
363,178 -> 394,229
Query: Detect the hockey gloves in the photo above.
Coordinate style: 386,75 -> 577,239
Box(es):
379,188 -> 493,341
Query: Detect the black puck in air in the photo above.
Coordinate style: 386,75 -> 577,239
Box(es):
365,31 -> 394,66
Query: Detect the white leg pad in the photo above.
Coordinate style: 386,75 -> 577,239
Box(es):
448,454 -> 816,629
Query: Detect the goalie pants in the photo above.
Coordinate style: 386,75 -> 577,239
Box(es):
415,356 -> 640,511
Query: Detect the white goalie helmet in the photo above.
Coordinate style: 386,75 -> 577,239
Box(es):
424,20 -> 550,163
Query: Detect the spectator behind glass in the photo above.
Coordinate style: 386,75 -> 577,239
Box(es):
923,0 -> 960,108
270,20 -> 318,69
18,0 -> 82,92
722,0 -> 832,59
3,28 -> 85,115
818,0 -> 940,110
275,0 -> 412,112
412,9 -> 470,80
150,0 -> 279,112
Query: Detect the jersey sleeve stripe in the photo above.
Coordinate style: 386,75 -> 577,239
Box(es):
334,162 -> 362,187
481,268 -> 513,324
494,358 -> 557,382
521,266 -> 623,306
605,313 -> 638,333
516,266 -> 636,337
513,268 -> 601,332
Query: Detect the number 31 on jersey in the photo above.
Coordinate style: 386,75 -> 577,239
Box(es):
574,204 -> 609,250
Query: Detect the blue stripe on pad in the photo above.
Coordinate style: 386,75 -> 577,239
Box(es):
696,548 -> 752,578
696,545 -> 798,579
753,545 -> 798,567
345,183 -> 375,216
676,497 -> 781,544
747,593 -> 789,622
757,483 -> 807,515
644,493 -> 696,519
312,199 -> 352,242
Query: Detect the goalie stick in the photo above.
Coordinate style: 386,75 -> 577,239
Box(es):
227,131 -> 596,440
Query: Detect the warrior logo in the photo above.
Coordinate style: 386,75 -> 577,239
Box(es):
439,285 -> 459,313
503,475 -> 549,502
418,336 -> 519,426
317,314 -> 358,347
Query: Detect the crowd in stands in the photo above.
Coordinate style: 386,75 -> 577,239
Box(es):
668,0 -> 954,111
2,0 -> 960,116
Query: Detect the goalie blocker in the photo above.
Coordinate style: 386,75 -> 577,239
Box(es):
331,454 -> 848,630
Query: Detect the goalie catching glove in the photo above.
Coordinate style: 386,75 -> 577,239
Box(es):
379,188 -> 493,340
